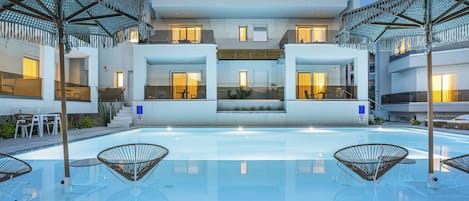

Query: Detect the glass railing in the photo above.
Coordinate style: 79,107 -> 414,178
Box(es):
217,87 -> 284,100
0,71 -> 42,98
98,87 -> 125,102
55,81 -> 90,101
381,90 -> 469,104
296,85 -> 357,100
279,30 -> 338,48
141,30 -> 215,44
145,85 -> 207,100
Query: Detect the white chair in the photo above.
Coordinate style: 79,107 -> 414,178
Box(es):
14,114 -> 32,139
29,115 -> 41,138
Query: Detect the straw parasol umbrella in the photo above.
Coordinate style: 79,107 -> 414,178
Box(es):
338,0 -> 469,188
0,0 -> 153,186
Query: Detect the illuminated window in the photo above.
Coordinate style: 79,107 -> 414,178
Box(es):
171,25 -> 202,43
296,25 -> 327,43
23,57 -> 39,79
394,38 -> 412,55
432,74 -> 455,102
129,29 -> 139,43
116,72 -> 124,88
239,26 -> 247,42
239,71 -> 248,88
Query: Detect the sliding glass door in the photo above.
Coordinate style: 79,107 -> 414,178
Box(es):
297,72 -> 327,99
172,72 -> 201,99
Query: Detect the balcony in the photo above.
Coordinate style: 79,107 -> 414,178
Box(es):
279,30 -> 338,48
217,49 -> 284,60
381,90 -> 469,104
55,81 -> 90,101
145,85 -> 207,100
0,71 -> 42,98
141,30 -> 215,44
217,87 -> 284,100
296,85 -> 356,100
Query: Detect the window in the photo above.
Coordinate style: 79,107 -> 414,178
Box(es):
171,25 -> 202,43
297,72 -> 327,99
116,72 -> 124,88
296,25 -> 327,43
394,38 -> 412,55
433,74 -> 455,102
172,72 -> 201,99
129,29 -> 139,43
239,26 -> 247,42
239,71 -> 248,88
253,26 -> 268,41
23,57 -> 39,79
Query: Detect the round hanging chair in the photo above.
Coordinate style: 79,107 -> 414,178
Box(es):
97,143 -> 169,182
442,154 -> 469,174
0,153 -> 32,182
334,143 -> 408,181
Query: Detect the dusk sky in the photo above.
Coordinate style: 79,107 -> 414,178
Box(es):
361,0 -> 377,6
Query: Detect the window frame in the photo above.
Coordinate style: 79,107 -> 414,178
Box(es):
239,26 -> 248,42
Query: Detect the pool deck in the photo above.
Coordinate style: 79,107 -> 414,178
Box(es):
1,123 -> 468,155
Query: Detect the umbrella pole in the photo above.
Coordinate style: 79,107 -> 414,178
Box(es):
424,0 -> 437,189
57,0 -> 71,186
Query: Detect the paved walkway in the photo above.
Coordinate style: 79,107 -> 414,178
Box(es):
1,123 -> 468,155
0,127 -> 132,154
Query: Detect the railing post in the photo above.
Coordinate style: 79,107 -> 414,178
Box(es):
109,102 -> 112,123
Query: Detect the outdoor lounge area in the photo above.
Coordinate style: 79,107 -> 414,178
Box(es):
425,115 -> 469,130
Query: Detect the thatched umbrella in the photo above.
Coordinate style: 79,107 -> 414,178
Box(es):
0,0 -> 153,186
338,0 -> 469,187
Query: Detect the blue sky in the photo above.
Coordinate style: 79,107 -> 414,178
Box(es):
361,0 -> 377,6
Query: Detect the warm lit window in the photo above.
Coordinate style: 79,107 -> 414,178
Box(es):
296,25 -> 327,43
394,38 -> 412,55
432,74 -> 455,102
239,71 -> 248,88
239,26 -> 247,42
171,25 -> 202,43
129,29 -> 139,43
23,57 -> 39,79
116,72 -> 124,88
253,26 -> 268,42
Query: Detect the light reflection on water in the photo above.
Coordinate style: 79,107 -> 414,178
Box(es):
5,127 -> 469,201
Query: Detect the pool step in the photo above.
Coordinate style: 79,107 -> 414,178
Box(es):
108,106 -> 132,127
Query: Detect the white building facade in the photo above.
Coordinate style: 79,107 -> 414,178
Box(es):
0,38 -> 99,115
98,0 -> 369,126
376,42 -> 469,122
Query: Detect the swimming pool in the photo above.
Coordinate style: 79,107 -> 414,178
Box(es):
4,127 -> 469,201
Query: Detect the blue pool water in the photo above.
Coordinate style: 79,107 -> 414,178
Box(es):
3,127 -> 469,201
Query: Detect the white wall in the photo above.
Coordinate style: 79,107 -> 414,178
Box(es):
217,60 -> 283,87
0,39 -> 40,75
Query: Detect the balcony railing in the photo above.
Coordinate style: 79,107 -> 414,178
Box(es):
217,87 -> 284,100
145,85 -> 207,100
140,30 -> 215,44
55,81 -> 90,101
0,71 -> 42,98
296,85 -> 357,100
217,49 -> 284,60
279,30 -> 338,48
98,87 -> 125,102
381,90 -> 469,104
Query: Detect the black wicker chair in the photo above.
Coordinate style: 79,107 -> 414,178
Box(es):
97,143 -> 169,182
0,153 -> 32,183
334,143 -> 408,182
442,154 -> 469,174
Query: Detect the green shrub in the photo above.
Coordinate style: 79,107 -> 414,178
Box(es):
98,102 -> 111,126
78,116 -> 93,129
266,106 -> 272,110
410,119 -> 420,125
0,116 -> 15,139
259,106 -> 265,110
